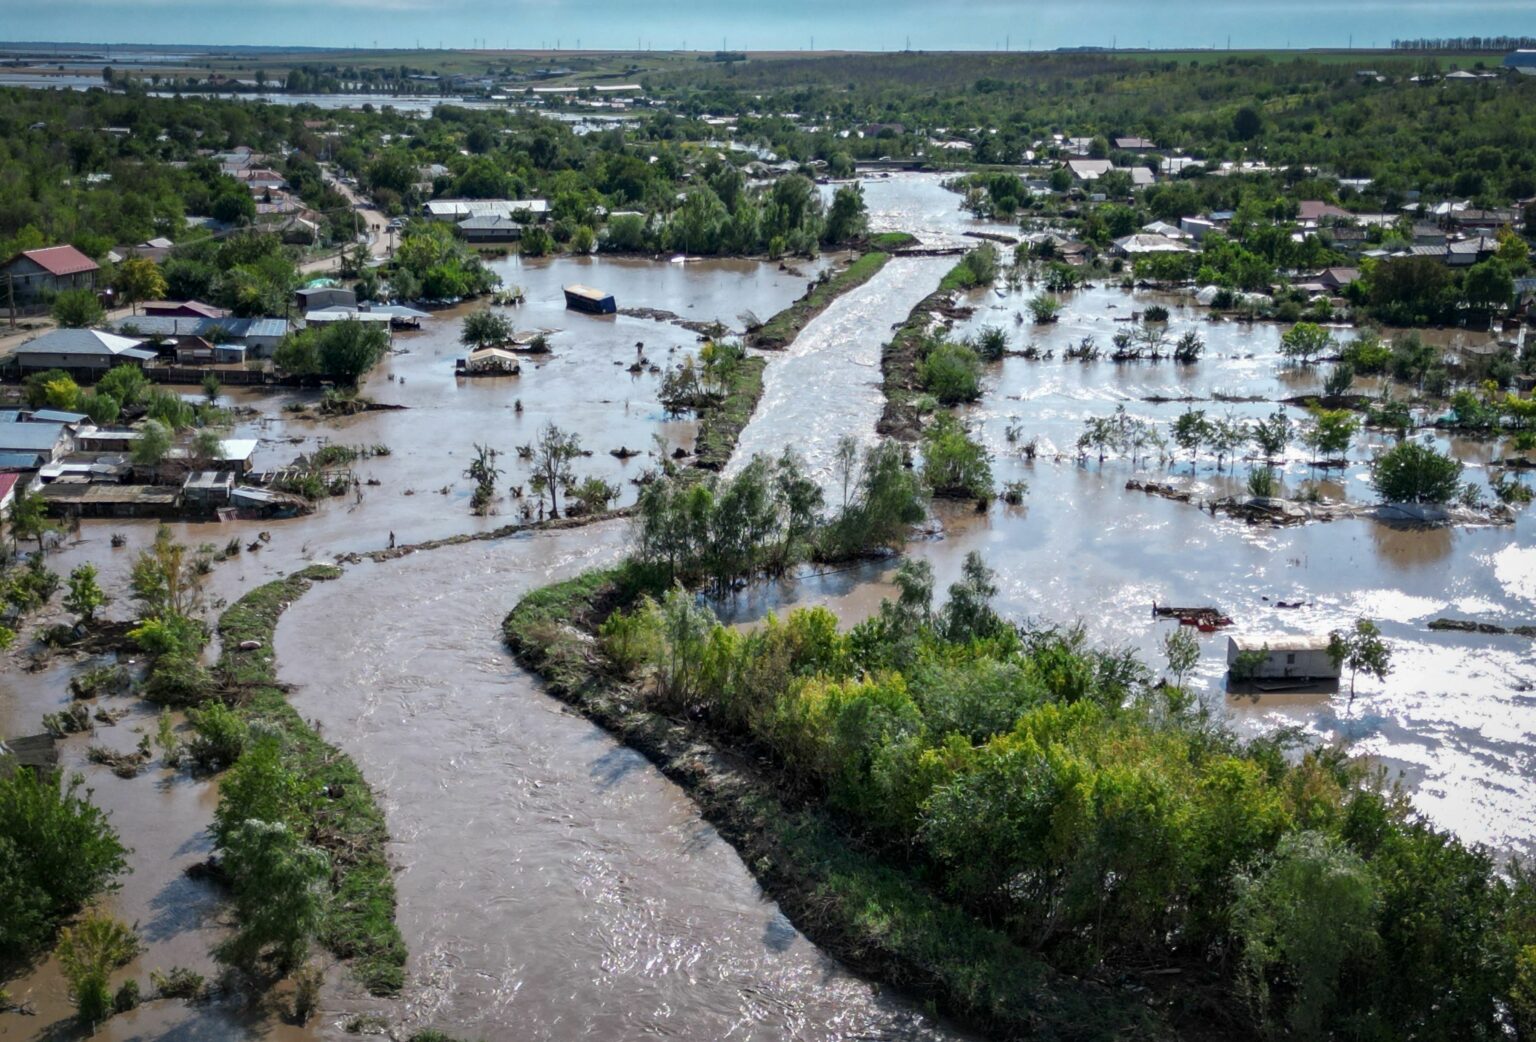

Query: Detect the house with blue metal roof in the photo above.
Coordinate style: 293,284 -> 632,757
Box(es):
10,329 -> 157,376
111,315 -> 290,358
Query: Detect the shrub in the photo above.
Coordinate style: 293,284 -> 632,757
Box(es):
920,341 -> 983,405
143,653 -> 217,706
186,700 -> 249,769
922,413 -> 993,500
57,913 -> 139,1025
1028,293 -> 1062,323
972,325 -> 1009,362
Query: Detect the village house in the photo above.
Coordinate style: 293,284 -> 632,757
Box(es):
111,316 -> 289,358
1295,201 -> 1353,229
1227,635 -> 1341,686
1065,159 -> 1113,182
10,328 -> 156,378
143,300 -> 230,319
1112,233 -> 1192,257
1292,267 -> 1360,295
0,246 -> 100,304
1113,136 -> 1156,153
456,215 -> 525,243
0,415 -> 73,467
423,199 -> 550,223
295,286 -> 357,311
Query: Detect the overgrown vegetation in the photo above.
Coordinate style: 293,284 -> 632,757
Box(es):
507,551 -> 1536,1041
209,567 -> 405,994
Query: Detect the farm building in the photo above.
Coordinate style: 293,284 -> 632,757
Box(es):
1226,635 -> 1340,685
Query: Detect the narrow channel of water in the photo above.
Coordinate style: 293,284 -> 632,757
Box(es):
729,255 -> 954,489
274,527 -> 972,1041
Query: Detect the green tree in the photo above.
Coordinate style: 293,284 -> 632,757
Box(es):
1463,258 -> 1514,313
1233,830 -> 1380,1035
1163,626 -> 1200,688
64,563 -> 108,625
1327,618 -> 1393,699
823,183 -> 869,245
51,288 -> 105,328
1251,408 -> 1292,461
0,770 -> 129,953
1279,322 -> 1334,365
461,309 -> 514,349
132,419 -> 173,467
316,319 -> 390,384
216,819 -> 329,973
112,257 -> 167,315
1368,439 -> 1464,504
1172,407 -> 1211,468
1303,407 -> 1357,464
9,490 -> 57,554
922,413 -> 993,500
98,365 -> 150,410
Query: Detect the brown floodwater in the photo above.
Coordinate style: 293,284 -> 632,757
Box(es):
269,525 -> 972,1041
6,172 -> 1529,1040
722,268 -> 1536,859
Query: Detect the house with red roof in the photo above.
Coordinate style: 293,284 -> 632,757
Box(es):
0,246 -> 100,303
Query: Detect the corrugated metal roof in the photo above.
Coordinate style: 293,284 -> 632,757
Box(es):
0,424 -> 66,452
16,328 -> 147,357
9,245 -> 99,277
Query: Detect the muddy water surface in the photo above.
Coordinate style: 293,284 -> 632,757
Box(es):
273,527 -> 969,1041
727,274 -> 1536,857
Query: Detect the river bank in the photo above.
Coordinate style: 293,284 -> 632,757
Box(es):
501,568 -> 1171,1042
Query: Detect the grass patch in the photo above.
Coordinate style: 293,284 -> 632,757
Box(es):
691,355 -> 766,472
215,564 -> 406,996
867,231 -> 918,251
501,571 -> 1156,1041
750,250 -> 892,349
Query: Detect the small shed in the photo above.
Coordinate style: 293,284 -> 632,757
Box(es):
183,470 -> 235,507
1227,635 -> 1339,683
0,734 -> 59,778
296,286 -> 357,311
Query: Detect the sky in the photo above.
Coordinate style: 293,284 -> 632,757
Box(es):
3,0 -> 1534,52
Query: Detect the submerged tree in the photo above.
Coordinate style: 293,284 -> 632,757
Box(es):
1327,618 -> 1393,701
527,422 -> 582,518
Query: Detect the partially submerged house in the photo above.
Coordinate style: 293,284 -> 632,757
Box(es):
1226,635 -> 1340,687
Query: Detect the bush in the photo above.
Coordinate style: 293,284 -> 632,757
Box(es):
920,341 -> 983,405
0,770 -> 128,953
186,700 -> 249,769
57,913 -> 139,1025
143,653 -> 217,706
922,413 -> 993,500
972,325 -> 1009,362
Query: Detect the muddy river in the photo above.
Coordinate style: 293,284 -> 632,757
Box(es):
2,172 -> 1532,1039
